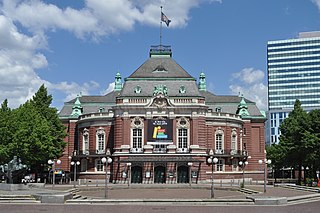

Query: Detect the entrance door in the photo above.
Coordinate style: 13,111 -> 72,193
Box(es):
154,166 -> 166,183
177,165 -> 189,183
131,166 -> 143,183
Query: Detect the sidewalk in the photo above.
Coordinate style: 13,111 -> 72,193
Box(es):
1,183 -> 319,205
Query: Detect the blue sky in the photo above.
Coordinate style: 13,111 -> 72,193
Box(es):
1,0 -> 320,110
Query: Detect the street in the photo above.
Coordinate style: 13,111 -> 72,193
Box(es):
1,200 -> 320,213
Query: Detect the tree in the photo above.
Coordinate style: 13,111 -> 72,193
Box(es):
0,99 -> 12,164
9,101 -> 58,166
0,85 -> 67,177
29,85 -> 67,172
279,100 -> 310,184
266,144 -> 286,182
304,109 -> 320,179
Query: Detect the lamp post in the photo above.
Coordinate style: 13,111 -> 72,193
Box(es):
70,161 -> 80,188
188,162 -> 193,188
239,156 -> 250,188
47,159 -> 61,189
258,159 -> 272,193
127,163 -> 132,187
101,156 -> 112,199
207,149 -> 218,198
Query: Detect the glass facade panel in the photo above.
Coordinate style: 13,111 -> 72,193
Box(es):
268,35 -> 320,144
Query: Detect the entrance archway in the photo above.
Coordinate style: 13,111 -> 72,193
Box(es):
154,166 -> 166,183
131,166 -> 143,183
177,165 -> 189,183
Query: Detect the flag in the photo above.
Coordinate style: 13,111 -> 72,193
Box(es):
161,12 -> 171,27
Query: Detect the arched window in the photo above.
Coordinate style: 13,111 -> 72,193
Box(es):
231,128 -> 237,151
96,127 -> 105,154
176,117 -> 190,153
83,128 -> 89,155
215,128 -> 224,154
131,117 -> 144,153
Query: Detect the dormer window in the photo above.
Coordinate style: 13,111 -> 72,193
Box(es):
179,85 -> 186,94
215,107 -> 222,112
134,85 -> 142,94
153,64 -> 167,72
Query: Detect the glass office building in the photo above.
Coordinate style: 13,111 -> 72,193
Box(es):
267,31 -> 320,145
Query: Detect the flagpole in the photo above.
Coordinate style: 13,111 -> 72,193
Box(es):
160,6 -> 163,47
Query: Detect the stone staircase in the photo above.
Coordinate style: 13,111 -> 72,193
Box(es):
66,188 -> 87,200
0,194 -> 40,203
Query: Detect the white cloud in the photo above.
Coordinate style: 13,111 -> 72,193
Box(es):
311,0 -> 320,10
0,0 -> 214,108
100,82 -> 115,95
232,68 -> 265,84
47,81 -> 100,102
0,15 -> 47,108
229,68 -> 268,110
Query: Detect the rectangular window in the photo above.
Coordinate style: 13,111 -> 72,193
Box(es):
215,134 -> 223,150
96,160 -> 104,172
178,128 -> 188,148
98,134 -> 104,151
231,135 -> 236,150
216,159 -> 224,172
80,159 -> 87,172
83,134 -> 89,154
232,159 -> 238,172
132,129 -> 143,148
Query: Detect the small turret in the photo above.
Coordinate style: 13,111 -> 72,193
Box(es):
114,72 -> 122,91
70,94 -> 83,117
198,72 -> 206,91
237,94 -> 249,116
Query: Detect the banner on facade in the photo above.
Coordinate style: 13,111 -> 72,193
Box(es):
147,118 -> 173,144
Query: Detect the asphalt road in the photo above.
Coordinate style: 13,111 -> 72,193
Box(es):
1,201 -> 320,213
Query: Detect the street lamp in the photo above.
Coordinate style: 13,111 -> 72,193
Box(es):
207,149 -> 218,198
239,156 -> 251,188
47,159 -> 61,189
127,163 -> 132,187
258,159 -> 272,193
101,156 -> 112,199
70,161 -> 80,188
188,162 -> 193,188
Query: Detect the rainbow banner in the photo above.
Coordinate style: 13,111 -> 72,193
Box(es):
147,118 -> 173,144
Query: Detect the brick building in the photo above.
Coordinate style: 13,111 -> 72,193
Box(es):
58,45 -> 266,184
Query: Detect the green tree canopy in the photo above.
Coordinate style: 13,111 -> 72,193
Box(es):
0,85 -> 66,173
273,100 -> 320,184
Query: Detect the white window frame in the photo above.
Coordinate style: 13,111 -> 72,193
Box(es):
176,117 -> 190,151
215,128 -> 224,153
216,159 -> 225,172
83,128 -> 89,155
177,128 -> 188,149
231,129 -> 237,151
95,159 -> 104,172
132,128 -> 143,149
130,117 -> 144,152
96,127 -> 105,153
